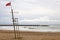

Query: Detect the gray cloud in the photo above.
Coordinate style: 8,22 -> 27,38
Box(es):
0,0 -> 60,24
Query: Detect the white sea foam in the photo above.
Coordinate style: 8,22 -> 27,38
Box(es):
0,26 -> 60,32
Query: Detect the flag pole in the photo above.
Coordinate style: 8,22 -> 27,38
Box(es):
11,3 -> 16,39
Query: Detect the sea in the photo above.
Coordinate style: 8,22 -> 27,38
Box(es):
0,24 -> 60,32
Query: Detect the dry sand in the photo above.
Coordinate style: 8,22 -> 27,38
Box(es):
0,30 -> 60,40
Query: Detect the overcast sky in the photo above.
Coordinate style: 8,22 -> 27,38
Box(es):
0,0 -> 60,24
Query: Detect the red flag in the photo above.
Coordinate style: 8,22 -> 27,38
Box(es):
6,2 -> 11,6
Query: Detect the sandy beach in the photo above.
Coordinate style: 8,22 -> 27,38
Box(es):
0,30 -> 60,40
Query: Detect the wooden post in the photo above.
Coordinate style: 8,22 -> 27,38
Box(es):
11,6 -> 16,39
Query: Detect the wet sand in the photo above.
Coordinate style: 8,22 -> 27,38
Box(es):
0,30 -> 60,40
